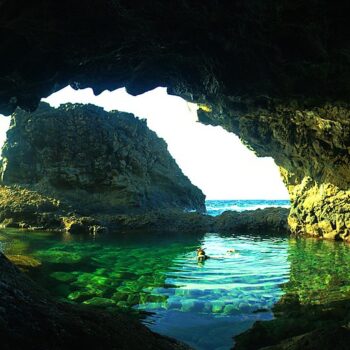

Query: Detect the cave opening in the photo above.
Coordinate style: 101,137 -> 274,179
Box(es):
38,85 -> 290,205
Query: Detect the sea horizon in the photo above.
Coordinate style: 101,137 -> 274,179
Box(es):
205,199 -> 290,216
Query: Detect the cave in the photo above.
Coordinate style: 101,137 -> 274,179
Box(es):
0,1 -> 349,349
1,0 -> 349,240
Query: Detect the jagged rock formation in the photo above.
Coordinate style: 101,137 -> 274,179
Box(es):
200,101 -> 350,241
0,252 -> 191,350
0,102 -> 205,215
0,1 -> 349,115
111,207 -> 289,234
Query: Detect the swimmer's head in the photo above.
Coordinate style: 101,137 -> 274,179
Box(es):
196,248 -> 206,256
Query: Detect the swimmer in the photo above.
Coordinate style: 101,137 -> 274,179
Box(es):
196,248 -> 210,262
227,248 -> 236,253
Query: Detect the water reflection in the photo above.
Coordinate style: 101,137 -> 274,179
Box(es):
284,238 -> 350,304
235,238 -> 350,349
0,229 -> 290,350
2,228 -> 350,350
139,233 -> 290,350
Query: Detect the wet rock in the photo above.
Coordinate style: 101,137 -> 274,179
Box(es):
261,326 -> 350,350
83,297 -> 116,307
50,271 -> 77,283
111,207 -> 290,234
35,249 -> 83,264
6,254 -> 41,270
210,103 -> 350,241
215,208 -> 289,234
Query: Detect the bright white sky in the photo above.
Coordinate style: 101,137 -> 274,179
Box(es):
0,86 -> 289,199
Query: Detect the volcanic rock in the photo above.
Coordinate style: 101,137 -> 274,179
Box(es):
0,102 -> 205,219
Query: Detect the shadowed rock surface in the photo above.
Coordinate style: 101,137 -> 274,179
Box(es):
0,182 -> 290,234
0,102 -> 205,214
0,252 -> 191,350
201,102 -> 350,241
111,207 -> 290,234
0,1 -> 349,114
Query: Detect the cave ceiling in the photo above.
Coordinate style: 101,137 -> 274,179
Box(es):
0,0 -> 349,115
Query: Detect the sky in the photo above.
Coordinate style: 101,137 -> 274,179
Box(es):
0,86 -> 289,200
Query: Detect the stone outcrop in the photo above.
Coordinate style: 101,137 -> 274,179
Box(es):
0,102 -> 205,215
199,101 -> 350,241
0,252 -> 191,350
0,182 -> 289,234
111,207 -> 289,234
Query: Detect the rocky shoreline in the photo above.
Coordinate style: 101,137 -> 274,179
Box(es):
0,184 -> 289,235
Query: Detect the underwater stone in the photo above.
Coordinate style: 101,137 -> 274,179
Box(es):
116,301 -> 129,308
55,284 -> 71,297
83,297 -> 116,307
35,250 -> 83,264
166,300 -> 182,310
6,254 -> 41,270
127,294 -> 140,306
50,271 -> 77,283
112,292 -> 130,303
67,291 -> 84,301
223,304 -> 239,315
211,301 -> 226,313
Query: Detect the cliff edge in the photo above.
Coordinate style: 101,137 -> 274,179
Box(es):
0,102 -> 205,220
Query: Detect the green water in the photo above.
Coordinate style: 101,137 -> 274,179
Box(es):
1,229 -> 350,350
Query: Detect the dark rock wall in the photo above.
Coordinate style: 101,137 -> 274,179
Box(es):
0,1 -> 349,114
0,102 -> 205,214
199,100 -> 350,240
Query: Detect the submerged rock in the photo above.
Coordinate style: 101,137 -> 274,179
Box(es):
83,297 -> 116,307
0,252 -> 192,350
6,254 -> 42,270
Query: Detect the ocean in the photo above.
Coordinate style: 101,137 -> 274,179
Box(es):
206,199 -> 290,216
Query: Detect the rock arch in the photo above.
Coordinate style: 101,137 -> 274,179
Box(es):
0,0 -> 349,239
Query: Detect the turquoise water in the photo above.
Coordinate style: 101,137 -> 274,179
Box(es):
138,233 -> 289,350
206,199 -> 290,216
2,200 -> 350,350
0,228 -> 289,350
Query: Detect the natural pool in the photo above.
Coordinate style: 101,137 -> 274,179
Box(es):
1,229 -> 350,350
